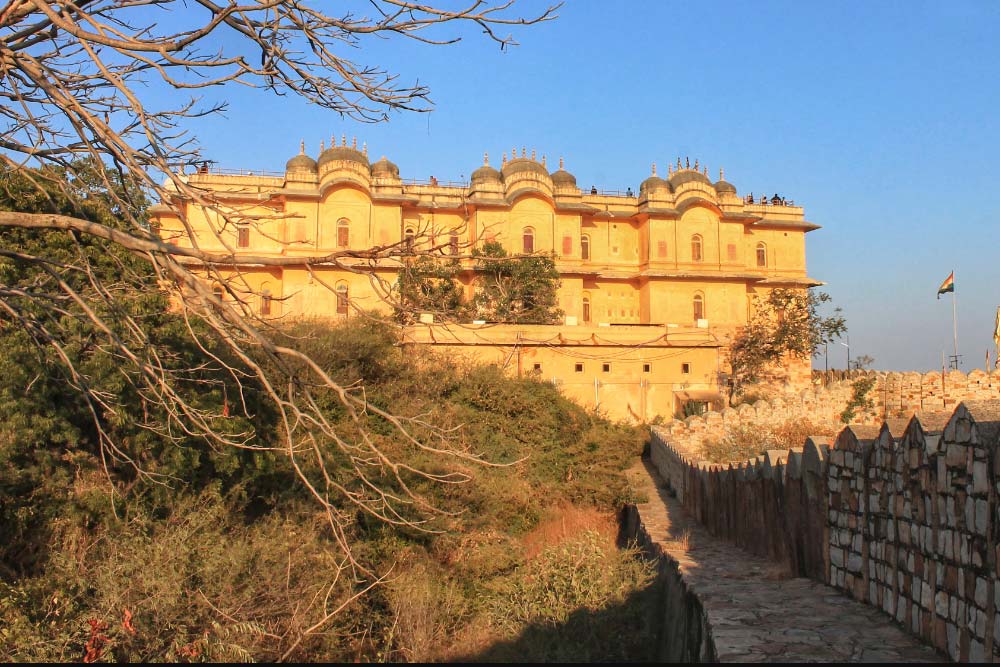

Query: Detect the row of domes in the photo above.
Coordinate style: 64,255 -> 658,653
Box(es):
286,140 -> 739,195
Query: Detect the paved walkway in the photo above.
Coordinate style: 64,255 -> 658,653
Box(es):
629,459 -> 945,663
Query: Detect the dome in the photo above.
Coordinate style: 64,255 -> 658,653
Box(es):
715,179 -> 737,194
317,144 -> 370,169
501,157 -> 549,181
669,169 -> 713,188
549,157 -> 576,188
371,156 -> 399,179
471,164 -> 502,184
550,169 -> 577,187
640,175 -> 670,194
285,144 -> 317,172
470,152 -> 502,185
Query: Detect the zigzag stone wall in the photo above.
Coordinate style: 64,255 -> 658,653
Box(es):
648,372 -> 1000,661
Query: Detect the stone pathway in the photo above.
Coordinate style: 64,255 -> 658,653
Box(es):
629,459 -> 945,662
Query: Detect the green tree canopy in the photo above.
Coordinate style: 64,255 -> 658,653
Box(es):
727,288 -> 846,401
470,242 -> 563,324
395,255 -> 467,323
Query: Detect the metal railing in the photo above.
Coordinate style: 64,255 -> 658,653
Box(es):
193,166 -> 285,178
400,177 -> 470,188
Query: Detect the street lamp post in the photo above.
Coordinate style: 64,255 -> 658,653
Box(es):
840,336 -> 850,371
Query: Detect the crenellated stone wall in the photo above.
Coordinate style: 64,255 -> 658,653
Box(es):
817,369 -> 1000,416
648,396 -> 1000,661
660,369 -> 1000,461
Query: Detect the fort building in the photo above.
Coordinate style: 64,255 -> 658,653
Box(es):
150,138 -> 821,421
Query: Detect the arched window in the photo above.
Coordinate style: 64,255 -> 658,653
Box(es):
449,231 -> 460,255
691,234 -> 703,262
693,293 -> 705,321
337,218 -> 350,248
522,227 -> 534,254
260,288 -> 272,316
580,235 -> 591,260
336,282 -> 349,315
562,235 -> 572,256
237,224 -> 250,248
404,227 -> 414,252
756,242 -> 767,267
582,293 -> 592,323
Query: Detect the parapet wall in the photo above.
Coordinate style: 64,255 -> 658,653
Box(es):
649,388 -> 1000,661
661,369 -> 1000,461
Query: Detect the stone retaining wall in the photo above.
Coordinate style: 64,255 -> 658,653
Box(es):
621,504 -> 715,662
661,370 -> 1000,460
649,398 -> 1000,662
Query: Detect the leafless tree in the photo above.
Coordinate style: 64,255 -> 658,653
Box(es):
0,0 -> 556,600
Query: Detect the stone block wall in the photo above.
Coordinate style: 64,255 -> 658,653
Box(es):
816,369 -> 1000,416
649,395 -> 1000,661
826,401 -> 1000,661
661,369 -> 1000,463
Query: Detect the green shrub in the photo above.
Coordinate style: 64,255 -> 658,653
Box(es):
1,318 -> 653,662
840,376 -> 877,423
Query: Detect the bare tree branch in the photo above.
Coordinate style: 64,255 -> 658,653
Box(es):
0,0 -> 558,620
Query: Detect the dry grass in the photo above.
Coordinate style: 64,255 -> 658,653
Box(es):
701,418 -> 838,464
520,504 -> 617,560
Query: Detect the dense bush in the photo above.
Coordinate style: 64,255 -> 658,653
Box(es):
1,316 -> 654,662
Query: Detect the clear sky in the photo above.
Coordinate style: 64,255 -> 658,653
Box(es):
180,1 -> 1000,372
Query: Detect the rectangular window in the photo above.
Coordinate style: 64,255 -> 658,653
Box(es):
237,225 -> 250,248
533,363 -> 542,372
657,240 -> 668,258
727,243 -> 737,261
562,236 -> 572,256
681,362 -> 691,374
642,363 -> 651,373
261,294 -> 272,316
337,225 -> 349,248
574,363 -> 584,373
602,363 -> 611,373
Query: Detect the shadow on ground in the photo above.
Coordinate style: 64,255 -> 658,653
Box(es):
453,576 -> 667,663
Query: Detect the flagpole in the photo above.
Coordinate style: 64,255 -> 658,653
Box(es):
952,288 -> 959,367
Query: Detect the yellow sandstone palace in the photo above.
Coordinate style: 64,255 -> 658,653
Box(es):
151,138 -> 821,422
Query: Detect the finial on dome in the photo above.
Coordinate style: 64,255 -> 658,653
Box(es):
720,168 -> 725,180
320,140 -> 325,152
694,158 -> 699,171
685,157 -> 690,169
363,141 -> 367,156
541,154 -> 547,167
559,157 -> 565,170
531,149 -> 536,160
483,152 -> 489,166
512,146 -> 517,159
668,163 -> 673,175
521,146 -> 526,158
352,136 -> 357,149
341,134 -> 346,146
502,152 -> 507,166
651,162 -> 657,176
703,166 -> 708,175
677,157 -> 682,170
299,140 -> 305,155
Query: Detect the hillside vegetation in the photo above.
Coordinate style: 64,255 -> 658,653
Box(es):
0,311 -> 656,661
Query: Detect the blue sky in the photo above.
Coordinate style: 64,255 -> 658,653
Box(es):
180,1 -> 1000,372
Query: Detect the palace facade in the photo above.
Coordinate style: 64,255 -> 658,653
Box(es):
150,138 -> 821,421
